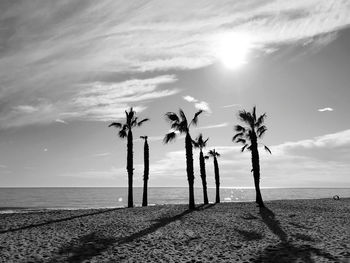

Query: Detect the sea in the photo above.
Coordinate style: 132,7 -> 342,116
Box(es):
0,187 -> 349,214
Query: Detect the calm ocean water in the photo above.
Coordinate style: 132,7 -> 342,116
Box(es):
0,187 -> 349,213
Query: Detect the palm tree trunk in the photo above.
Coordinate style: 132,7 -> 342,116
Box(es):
199,150 -> 208,205
142,139 -> 149,207
214,157 -> 220,203
127,130 -> 134,208
185,133 -> 195,209
251,142 -> 264,208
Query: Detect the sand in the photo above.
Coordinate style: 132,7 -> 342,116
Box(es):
0,198 -> 349,263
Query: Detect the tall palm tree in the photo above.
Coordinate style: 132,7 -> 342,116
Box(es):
140,136 -> 149,207
192,134 -> 209,205
232,106 -> 271,208
207,149 -> 221,203
109,108 -> 149,208
164,109 -> 203,210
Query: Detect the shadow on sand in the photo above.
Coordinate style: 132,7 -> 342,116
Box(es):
234,228 -> 264,241
253,206 -> 339,263
0,208 -> 123,234
48,203 -> 215,263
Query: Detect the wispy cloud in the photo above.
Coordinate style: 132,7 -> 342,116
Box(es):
0,75 -> 179,128
183,96 -> 197,103
195,122 -> 229,130
194,101 -> 212,113
0,1 -> 349,128
13,105 -> 39,114
71,75 -> 179,122
318,107 -> 333,112
222,104 -> 241,109
55,119 -> 68,124
183,95 -> 212,113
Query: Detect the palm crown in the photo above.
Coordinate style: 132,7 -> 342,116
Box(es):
232,106 -> 271,154
192,133 -> 209,150
109,108 -> 149,137
163,109 -> 203,143
207,149 -> 220,158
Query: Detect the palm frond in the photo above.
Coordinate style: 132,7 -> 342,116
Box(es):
196,133 -> 203,142
178,121 -> 188,133
257,125 -> 266,133
138,118 -> 149,126
179,109 -> 187,123
131,117 -> 138,127
193,133 -> 208,149
108,122 -> 123,128
128,107 -> 135,120
163,132 -> 177,144
238,110 -> 254,125
252,106 -> 257,121
257,126 -> 267,138
232,132 -> 244,142
241,144 -> 249,152
204,155 -> 209,160
192,139 -> 199,148
255,113 -> 266,127
191,110 -> 203,126
236,138 -> 246,144
264,145 -> 272,154
195,133 -> 203,145
234,125 -> 246,133
140,135 -> 148,140
171,122 -> 180,130
119,129 -> 127,138
208,149 -> 220,157
165,112 -> 179,123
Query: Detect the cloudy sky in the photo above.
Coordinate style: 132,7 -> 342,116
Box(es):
1,0 -> 350,188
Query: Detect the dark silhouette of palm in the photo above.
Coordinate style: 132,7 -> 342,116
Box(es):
140,136 -> 149,207
109,108 -> 149,208
163,109 -> 203,209
192,133 -> 209,205
232,106 -> 271,207
207,149 -> 221,203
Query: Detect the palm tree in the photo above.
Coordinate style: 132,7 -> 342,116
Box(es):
140,136 -> 149,207
164,109 -> 203,210
192,134 -> 209,205
109,108 -> 149,208
232,106 -> 271,208
207,149 -> 221,203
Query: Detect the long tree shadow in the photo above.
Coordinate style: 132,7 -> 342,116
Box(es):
259,206 -> 288,243
234,228 -> 264,241
49,204 -> 214,263
49,232 -> 115,263
0,208 -> 123,234
254,206 -> 339,263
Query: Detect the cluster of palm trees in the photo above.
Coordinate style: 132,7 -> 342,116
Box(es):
109,106 -> 271,210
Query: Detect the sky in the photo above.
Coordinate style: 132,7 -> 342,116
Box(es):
1,0 -> 350,188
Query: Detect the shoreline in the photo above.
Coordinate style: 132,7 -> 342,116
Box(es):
1,198 -> 349,262
0,196 -> 349,214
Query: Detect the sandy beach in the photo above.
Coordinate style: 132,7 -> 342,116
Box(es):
0,198 -> 349,263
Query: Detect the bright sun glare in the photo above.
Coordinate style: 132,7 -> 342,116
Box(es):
216,32 -> 254,70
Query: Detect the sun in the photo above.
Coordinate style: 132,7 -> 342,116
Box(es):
216,32 -> 254,70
